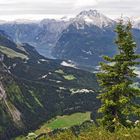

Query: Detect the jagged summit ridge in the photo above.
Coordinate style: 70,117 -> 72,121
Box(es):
77,10 -> 100,17
73,9 -> 115,28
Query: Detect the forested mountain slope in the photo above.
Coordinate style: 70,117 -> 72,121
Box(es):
0,31 -> 99,139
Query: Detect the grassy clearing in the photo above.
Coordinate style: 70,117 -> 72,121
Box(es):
55,69 -> 76,80
15,112 -> 91,140
55,69 -> 65,74
0,45 -> 28,59
63,75 -> 76,80
35,112 -> 91,135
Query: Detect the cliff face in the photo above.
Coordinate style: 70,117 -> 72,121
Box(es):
0,82 -> 23,128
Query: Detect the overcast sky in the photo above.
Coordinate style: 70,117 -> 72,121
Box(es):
0,0 -> 139,21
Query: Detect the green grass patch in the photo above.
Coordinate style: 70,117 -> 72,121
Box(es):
35,112 -> 91,134
15,112 -> 91,140
29,90 -> 44,108
0,45 -> 28,59
63,75 -> 76,81
55,69 -> 77,81
55,69 -> 65,74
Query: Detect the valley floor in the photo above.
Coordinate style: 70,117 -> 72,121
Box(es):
14,112 -> 140,140
15,112 -> 91,140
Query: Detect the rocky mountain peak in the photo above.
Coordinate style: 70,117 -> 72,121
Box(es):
74,9 -> 115,28
77,9 -> 100,18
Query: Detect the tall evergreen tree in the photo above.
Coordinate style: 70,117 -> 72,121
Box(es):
97,20 -> 140,131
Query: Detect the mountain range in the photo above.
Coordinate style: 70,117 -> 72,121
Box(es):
52,10 -> 140,67
0,19 -> 69,58
0,9 -> 140,69
0,10 -> 140,68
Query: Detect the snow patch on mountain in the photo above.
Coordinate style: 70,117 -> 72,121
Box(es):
61,61 -> 76,68
73,9 -> 115,28
70,88 -> 94,94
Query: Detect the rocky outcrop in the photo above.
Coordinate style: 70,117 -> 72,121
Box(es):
0,82 -> 24,128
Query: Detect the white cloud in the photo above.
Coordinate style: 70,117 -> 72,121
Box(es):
0,0 -> 140,20
75,0 -> 98,8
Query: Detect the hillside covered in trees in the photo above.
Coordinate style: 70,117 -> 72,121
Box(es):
13,21 -> 140,140
0,31 -> 99,139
